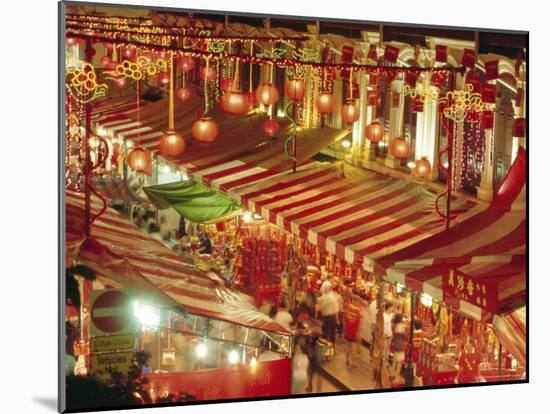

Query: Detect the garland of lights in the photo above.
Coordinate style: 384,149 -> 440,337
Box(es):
66,30 -> 464,75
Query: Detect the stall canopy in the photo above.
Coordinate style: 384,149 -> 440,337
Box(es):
143,180 -> 241,223
65,190 -> 289,335
375,147 -> 526,320
200,161 -> 485,268
492,306 -> 526,366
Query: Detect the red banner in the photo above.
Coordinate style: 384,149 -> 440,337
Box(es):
411,97 -> 424,113
367,90 -> 380,106
515,88 -> 524,107
513,118 -> 526,137
481,84 -> 497,104
485,60 -> 499,81
368,44 -> 378,61
369,73 -> 379,86
435,45 -> 448,63
443,268 -> 498,314
482,110 -> 494,129
391,91 -> 401,108
405,71 -> 419,87
384,45 -> 399,63
465,72 -> 481,93
432,71 -> 448,89
461,49 -> 475,68
145,358 -> 291,401
340,45 -> 355,79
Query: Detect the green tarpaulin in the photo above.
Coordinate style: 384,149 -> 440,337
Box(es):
143,180 -> 241,224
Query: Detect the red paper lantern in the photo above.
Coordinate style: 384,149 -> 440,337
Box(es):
365,121 -> 384,143
255,83 -> 279,106
285,79 -> 306,102
175,86 -> 192,102
414,157 -> 432,179
199,66 -> 217,82
100,56 -> 112,67
159,129 -> 186,156
220,91 -> 249,114
220,78 -> 233,92
192,117 -> 219,143
262,118 -> 280,137
113,78 -> 128,89
177,56 -> 195,73
127,147 -> 151,173
157,72 -> 170,86
316,91 -> 336,114
389,136 -> 411,159
341,100 -> 360,124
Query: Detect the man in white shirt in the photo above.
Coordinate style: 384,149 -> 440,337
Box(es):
317,285 -> 340,343
275,306 -> 294,330
382,302 -> 394,367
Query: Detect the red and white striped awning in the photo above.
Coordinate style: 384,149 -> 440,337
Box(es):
191,162 -> 484,268
376,147 -> 527,318
66,190 -> 289,335
492,306 -> 526,366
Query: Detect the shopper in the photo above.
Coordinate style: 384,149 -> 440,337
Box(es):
198,232 -> 213,255
317,284 -> 340,344
391,313 -> 406,378
291,340 -> 310,394
382,302 -> 394,368
305,333 -> 321,392
343,301 -> 362,368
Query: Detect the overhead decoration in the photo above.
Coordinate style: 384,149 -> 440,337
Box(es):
384,45 -> 399,63
435,45 -> 448,63
285,79 -> 306,102
192,117 -> 219,143
220,61 -> 248,115
413,157 -> 432,179
484,59 -> 500,81
127,147 -> 152,174
255,83 -> 279,106
159,52 -> 186,157
262,118 -> 280,137
365,120 -> 384,143
461,49 -> 475,69
316,91 -> 336,114
65,53 -> 108,104
390,136 -> 411,159
104,55 -> 168,82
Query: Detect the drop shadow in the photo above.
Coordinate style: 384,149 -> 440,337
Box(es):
33,397 -> 58,412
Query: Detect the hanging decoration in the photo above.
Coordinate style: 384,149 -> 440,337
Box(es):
192,117 -> 219,143
414,157 -> 432,179
262,118 -> 280,137
65,53 -> 108,104
177,55 -> 196,72
285,79 -> 306,102
316,91 -> 336,114
341,69 -> 360,124
389,136 -> 411,159
104,55 -> 168,82
159,52 -> 186,157
365,120 -> 384,143
220,60 -> 248,115
255,83 -> 279,106
127,147 -> 152,174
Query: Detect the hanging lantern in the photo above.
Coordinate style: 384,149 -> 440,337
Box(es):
192,117 -> 219,143
199,66 -> 217,82
175,86 -> 192,102
100,56 -> 112,67
220,78 -> 233,92
255,83 -> 279,106
157,72 -> 170,86
285,79 -> 306,102
262,118 -> 280,137
414,157 -> 432,179
122,46 -> 135,59
389,136 -> 411,159
246,91 -> 258,109
127,147 -> 151,173
341,100 -> 360,124
220,91 -> 249,115
113,78 -> 128,90
177,56 -> 195,73
316,91 -> 336,114
365,120 -> 384,143
159,129 -> 186,156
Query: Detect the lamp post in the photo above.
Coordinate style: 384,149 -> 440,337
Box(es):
404,290 -> 417,387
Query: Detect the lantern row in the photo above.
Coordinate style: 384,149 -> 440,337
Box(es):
66,30 -> 464,74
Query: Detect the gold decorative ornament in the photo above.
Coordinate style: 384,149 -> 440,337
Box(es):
65,54 -> 108,104
104,56 -> 168,82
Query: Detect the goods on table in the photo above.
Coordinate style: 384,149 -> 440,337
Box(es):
316,338 -> 335,362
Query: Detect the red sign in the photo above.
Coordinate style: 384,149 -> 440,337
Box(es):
465,72 -> 481,93
515,88 -> 524,107
145,358 -> 291,400
482,110 -> 494,129
432,71 -> 448,89
91,290 -> 132,335
405,71 -> 419,87
368,44 -> 378,61
443,268 -> 498,314
369,73 -> 379,86
411,97 -> 424,113
461,49 -> 475,69
481,84 -> 497,104
367,90 -> 380,106
435,45 -> 448,63
485,59 -> 499,81
384,45 -> 399,63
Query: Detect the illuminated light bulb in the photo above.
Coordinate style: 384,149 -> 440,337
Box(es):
341,139 -> 352,149
228,350 -> 239,364
242,211 -> 252,223
196,343 -> 207,358
250,357 -> 257,368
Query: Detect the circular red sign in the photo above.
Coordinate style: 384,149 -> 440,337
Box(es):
91,290 -> 131,334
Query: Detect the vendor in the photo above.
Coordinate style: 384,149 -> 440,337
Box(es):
198,232 -> 213,255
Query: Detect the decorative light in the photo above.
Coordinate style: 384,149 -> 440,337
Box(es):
133,300 -> 160,328
199,66 -> 217,82
100,55 -> 112,67
175,86 -> 192,102
365,120 -> 384,143
177,55 -> 195,73
127,148 -> 151,173
389,136 -> 411,159
250,357 -> 258,368
255,83 -> 279,106
341,139 -> 352,149
262,118 -> 280,137
196,342 -> 208,358
285,79 -> 306,102
228,350 -> 239,364
316,91 -> 336,114
220,91 -> 249,114
192,117 -> 219,143
242,211 -> 252,223
414,157 -> 432,179
407,161 -> 416,169
396,283 -> 405,293
160,52 -> 186,156
220,78 -> 233,92
113,78 -> 128,89
341,100 -> 360,124
420,293 -> 433,307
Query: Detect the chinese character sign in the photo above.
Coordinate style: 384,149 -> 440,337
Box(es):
443,268 -> 498,314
